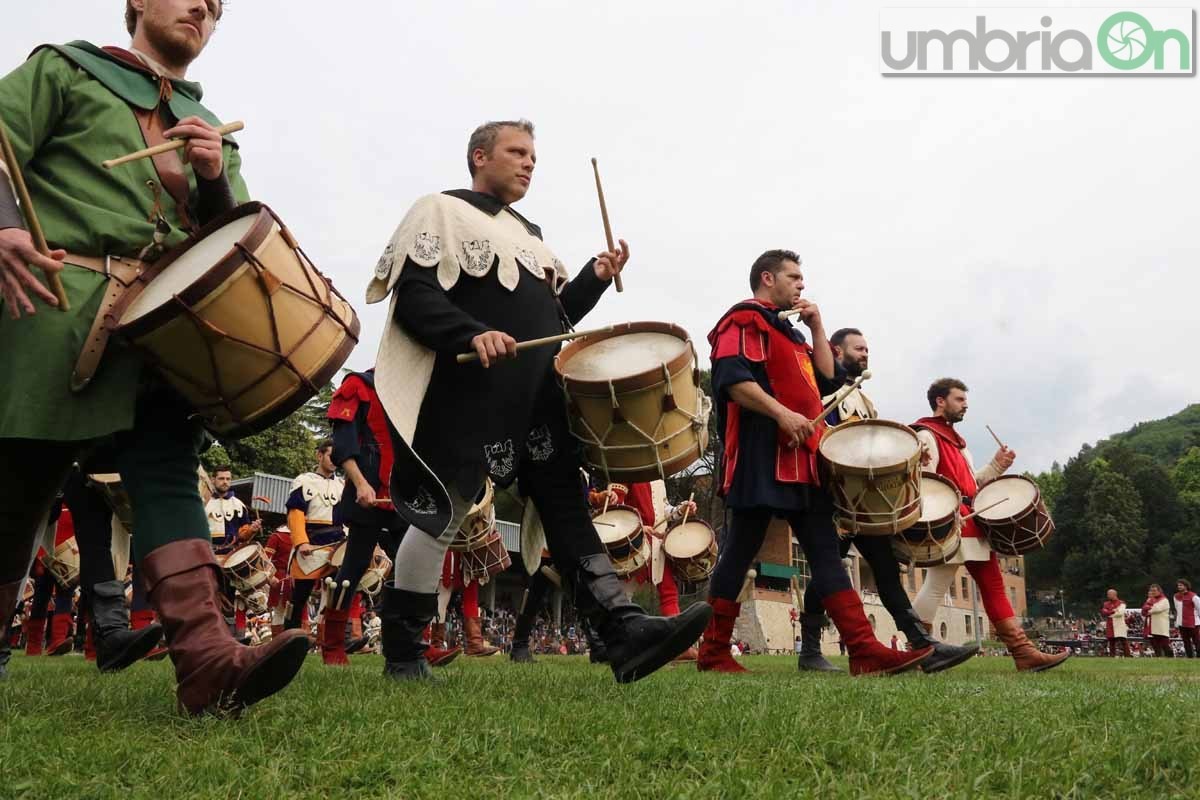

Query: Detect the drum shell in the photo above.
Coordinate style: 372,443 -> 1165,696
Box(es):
461,531 -> 512,585
556,322 -> 711,482
663,520 -> 718,584
892,472 -> 962,567
117,203 -> 360,438
47,537 -> 81,589
592,505 -> 645,561
819,419 -> 923,535
974,478 -> 1055,555
222,544 -> 273,592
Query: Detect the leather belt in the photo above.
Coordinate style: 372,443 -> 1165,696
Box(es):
64,253 -> 150,392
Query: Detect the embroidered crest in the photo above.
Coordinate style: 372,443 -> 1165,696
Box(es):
413,232 -> 441,263
404,486 -> 438,516
515,247 -> 542,277
526,425 -> 555,463
374,241 -> 396,279
484,439 -> 515,478
460,239 -> 494,276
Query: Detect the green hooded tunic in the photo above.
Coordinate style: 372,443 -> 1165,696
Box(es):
0,41 -> 249,442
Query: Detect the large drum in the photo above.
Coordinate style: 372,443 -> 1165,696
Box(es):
115,203 -> 360,438
973,476 -> 1055,555
289,540 -> 345,581
460,530 -> 512,586
221,543 -> 273,592
819,419 -> 922,535
592,505 -> 649,577
893,473 -> 962,567
46,537 -> 80,589
358,548 -> 393,598
662,520 -> 718,584
449,480 -> 495,553
555,322 -> 711,482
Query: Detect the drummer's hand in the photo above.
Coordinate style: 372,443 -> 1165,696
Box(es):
470,330 -> 517,368
679,500 -> 698,517
994,446 -> 1016,471
356,482 -> 378,508
777,410 -> 816,448
297,543 -> 314,558
593,239 -> 630,283
251,520 -> 263,533
0,228 -> 65,317
164,116 -> 225,181
792,298 -> 823,331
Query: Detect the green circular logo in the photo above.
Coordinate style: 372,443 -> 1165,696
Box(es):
1098,12 -> 1155,70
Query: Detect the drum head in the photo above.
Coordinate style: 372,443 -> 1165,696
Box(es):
223,545 -> 259,569
593,508 -> 642,544
122,214 -> 260,323
918,474 -> 961,522
664,522 -> 713,559
560,331 -> 687,382
975,476 -> 1039,520
819,421 -> 919,469
88,473 -> 122,487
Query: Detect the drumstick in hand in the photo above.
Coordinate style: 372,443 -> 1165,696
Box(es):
102,121 -> 245,169
590,158 -> 624,293
455,326 -> 614,364
680,492 -> 695,527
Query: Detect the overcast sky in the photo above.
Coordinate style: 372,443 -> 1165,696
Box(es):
4,1 -> 1197,472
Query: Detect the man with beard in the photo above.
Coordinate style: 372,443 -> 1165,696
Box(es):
0,0 -> 308,714
698,251 -> 931,676
367,119 -> 710,683
797,329 -> 976,674
909,379 -> 1068,672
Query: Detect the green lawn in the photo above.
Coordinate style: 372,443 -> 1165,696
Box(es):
3,653 -> 1198,799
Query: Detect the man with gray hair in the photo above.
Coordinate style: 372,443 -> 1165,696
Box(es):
367,119 -> 711,683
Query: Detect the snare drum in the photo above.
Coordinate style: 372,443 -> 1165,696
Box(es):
662,520 -> 718,584
241,589 -> 269,616
358,548 -> 393,597
819,419 -> 922,535
460,530 -> 512,585
221,543 -> 273,592
289,540 -> 345,580
893,473 -> 962,567
592,505 -> 649,577
115,203 -> 360,438
555,322 -> 712,482
46,537 -> 80,589
973,476 -> 1055,555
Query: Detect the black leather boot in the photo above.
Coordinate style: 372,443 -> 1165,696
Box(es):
899,610 -> 978,674
91,580 -> 164,673
583,619 -> 608,664
797,612 -> 842,672
380,586 -> 437,682
510,589 -> 538,663
572,554 -> 711,683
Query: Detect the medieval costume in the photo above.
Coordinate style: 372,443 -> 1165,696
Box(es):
1172,583 -> 1200,658
0,42 -> 307,713
910,415 -> 1068,672
283,468 -> 345,635
798,371 -> 976,673
699,299 -> 930,675
1101,595 -> 1130,658
1144,593 -> 1172,657
367,189 -> 710,683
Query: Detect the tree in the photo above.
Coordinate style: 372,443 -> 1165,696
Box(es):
203,412 -> 317,479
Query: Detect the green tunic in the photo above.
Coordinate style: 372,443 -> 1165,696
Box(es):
0,41 -> 249,442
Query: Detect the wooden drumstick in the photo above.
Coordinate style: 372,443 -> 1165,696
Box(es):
602,491 -> 611,516
455,325 -> 614,364
0,120 -> 70,311
961,498 -> 1008,521
590,157 -> 624,293
101,121 -> 245,169
986,425 -> 1006,450
680,492 -> 695,527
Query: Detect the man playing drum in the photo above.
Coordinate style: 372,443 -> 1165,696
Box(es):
284,440 -> 346,639
798,329 -> 976,674
207,465 -> 259,642
909,378 -> 1068,672
0,0 -> 309,714
367,118 -> 710,682
700,250 -> 930,676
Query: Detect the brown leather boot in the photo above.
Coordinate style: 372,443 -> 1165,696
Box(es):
425,622 -> 461,667
994,616 -> 1070,673
465,616 -> 499,656
143,539 -> 310,716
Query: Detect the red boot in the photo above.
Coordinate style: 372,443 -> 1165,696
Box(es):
823,589 -> 931,676
25,616 -> 46,656
697,598 -> 747,673
143,539 -> 309,716
321,607 -> 350,666
425,622 -> 461,667
46,613 -> 73,656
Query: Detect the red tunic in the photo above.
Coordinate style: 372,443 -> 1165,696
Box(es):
1175,591 -> 1199,627
912,416 -> 983,540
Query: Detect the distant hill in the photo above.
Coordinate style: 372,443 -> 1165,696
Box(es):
1101,403 -> 1200,467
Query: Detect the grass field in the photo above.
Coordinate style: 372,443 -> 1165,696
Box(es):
3,653 -> 1199,799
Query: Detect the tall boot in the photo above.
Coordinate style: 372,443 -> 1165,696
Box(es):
426,622 -> 461,667
90,580 -> 164,673
572,554 -> 711,683
994,617 -> 1070,673
510,590 -> 537,664
697,597 -> 746,673
823,589 -> 931,676
465,616 -> 499,657
798,612 -> 841,672
46,612 -> 73,656
582,618 -> 608,664
0,581 -> 18,680
25,615 -> 46,656
897,610 -> 978,674
380,585 -> 438,681
320,607 -> 350,666
142,539 -> 309,716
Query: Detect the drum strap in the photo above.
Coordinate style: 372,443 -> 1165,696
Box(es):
65,253 -> 150,392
